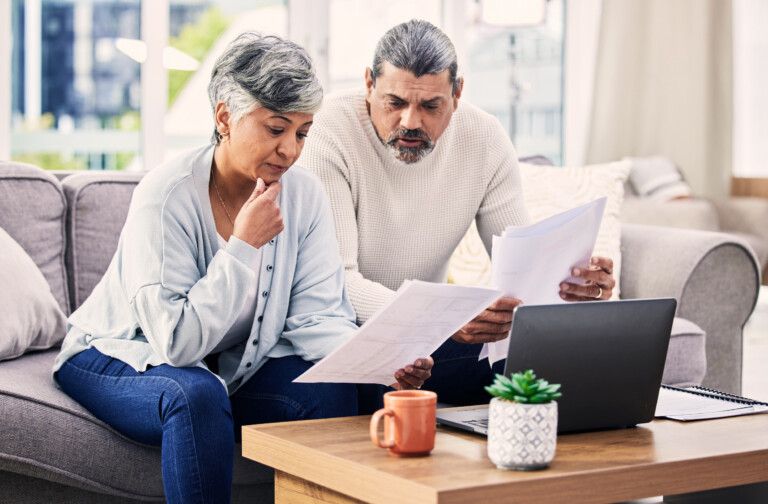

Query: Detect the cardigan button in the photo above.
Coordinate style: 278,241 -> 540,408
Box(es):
245,362 -> 252,368
266,264 -> 273,271
257,315 -> 263,322
269,239 -> 275,245
262,291 -> 268,298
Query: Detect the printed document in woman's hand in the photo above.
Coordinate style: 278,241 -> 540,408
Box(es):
481,197 -> 607,364
293,280 -> 503,385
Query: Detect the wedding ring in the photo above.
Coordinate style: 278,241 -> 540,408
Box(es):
595,286 -> 603,299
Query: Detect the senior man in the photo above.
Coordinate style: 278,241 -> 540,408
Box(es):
299,19 -> 615,405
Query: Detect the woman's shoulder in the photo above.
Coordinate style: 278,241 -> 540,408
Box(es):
135,146 -> 211,201
129,145 -> 212,220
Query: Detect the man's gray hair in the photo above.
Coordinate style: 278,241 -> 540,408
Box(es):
370,20 -> 461,95
208,32 -> 323,144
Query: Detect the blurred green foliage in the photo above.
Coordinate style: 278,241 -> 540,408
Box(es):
168,6 -> 231,107
14,6 -> 230,171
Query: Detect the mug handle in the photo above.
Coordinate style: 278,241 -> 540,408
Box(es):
370,408 -> 395,448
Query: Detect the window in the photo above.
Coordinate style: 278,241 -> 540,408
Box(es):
327,0 -> 442,92
11,0 -> 141,170
6,0 -> 564,170
8,0 -> 286,171
463,0 -> 564,164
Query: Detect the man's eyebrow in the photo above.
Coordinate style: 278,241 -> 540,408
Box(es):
421,97 -> 444,105
383,94 -> 444,105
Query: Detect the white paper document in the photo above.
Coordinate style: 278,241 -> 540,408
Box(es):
294,280 -> 503,386
481,197 -> 607,364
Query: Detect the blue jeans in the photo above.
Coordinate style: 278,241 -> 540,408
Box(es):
57,348 -> 361,504
421,338 -> 505,405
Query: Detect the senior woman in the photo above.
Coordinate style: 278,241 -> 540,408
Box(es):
52,33 -> 432,504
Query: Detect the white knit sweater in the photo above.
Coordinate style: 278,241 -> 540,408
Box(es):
298,89 -> 531,323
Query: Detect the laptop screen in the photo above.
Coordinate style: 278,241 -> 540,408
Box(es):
436,298 -> 676,434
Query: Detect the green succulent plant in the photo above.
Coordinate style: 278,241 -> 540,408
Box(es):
485,370 -> 562,404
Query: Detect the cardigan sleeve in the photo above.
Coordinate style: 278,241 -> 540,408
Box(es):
279,180 -> 358,362
120,181 -> 260,368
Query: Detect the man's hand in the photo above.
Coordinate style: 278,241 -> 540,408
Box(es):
451,297 -> 522,344
392,357 -> 434,390
559,256 -> 615,302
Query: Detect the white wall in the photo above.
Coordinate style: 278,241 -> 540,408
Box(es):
733,0 -> 768,177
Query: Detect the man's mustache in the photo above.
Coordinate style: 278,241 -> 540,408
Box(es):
386,128 -> 433,145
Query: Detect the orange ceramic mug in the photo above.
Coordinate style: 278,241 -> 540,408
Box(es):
370,390 -> 437,456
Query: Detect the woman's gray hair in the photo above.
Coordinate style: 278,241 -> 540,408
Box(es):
208,32 -> 323,144
370,20 -> 461,95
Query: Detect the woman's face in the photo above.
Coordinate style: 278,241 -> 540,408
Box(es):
218,105 -> 314,185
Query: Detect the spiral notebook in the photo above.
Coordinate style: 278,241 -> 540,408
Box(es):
655,385 -> 768,421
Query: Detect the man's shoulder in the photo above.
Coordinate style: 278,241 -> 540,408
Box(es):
454,100 -> 503,130
315,89 -> 366,126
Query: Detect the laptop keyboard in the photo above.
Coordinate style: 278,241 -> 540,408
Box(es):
465,418 -> 489,429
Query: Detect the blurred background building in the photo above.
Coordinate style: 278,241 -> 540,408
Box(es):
2,0 -> 766,197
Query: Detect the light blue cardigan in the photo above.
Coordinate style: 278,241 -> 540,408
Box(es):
53,145 -> 358,394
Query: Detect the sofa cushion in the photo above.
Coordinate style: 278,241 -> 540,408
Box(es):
0,228 -> 67,361
663,317 -> 707,388
0,162 -> 69,314
0,350 -> 273,500
623,155 -> 693,201
62,172 -> 144,310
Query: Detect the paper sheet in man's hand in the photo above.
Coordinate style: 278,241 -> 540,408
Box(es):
481,197 -> 606,364
294,280 -> 503,385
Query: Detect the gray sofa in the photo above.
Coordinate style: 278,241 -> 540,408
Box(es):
622,188 -> 768,279
0,161 -> 761,503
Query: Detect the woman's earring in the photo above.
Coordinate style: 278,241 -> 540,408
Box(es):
219,131 -> 229,144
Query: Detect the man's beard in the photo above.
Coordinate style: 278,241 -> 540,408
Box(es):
380,128 -> 434,164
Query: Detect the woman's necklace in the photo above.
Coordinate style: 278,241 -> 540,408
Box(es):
211,167 -> 234,225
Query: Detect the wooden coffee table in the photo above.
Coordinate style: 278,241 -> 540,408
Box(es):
242,410 -> 768,504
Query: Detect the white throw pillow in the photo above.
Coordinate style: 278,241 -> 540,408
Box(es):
0,227 -> 67,361
448,160 -> 630,299
623,155 -> 693,201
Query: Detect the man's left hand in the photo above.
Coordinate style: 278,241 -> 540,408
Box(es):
391,357 -> 434,390
559,256 -> 615,302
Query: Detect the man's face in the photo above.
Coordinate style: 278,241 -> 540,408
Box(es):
365,61 -> 462,164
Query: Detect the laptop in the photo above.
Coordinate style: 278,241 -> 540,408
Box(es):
436,298 -> 676,435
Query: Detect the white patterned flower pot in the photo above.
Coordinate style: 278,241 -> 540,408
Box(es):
487,398 -> 558,470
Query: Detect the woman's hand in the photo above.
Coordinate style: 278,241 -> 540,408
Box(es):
232,178 -> 284,249
392,357 -> 434,390
559,256 -> 615,301
451,297 -> 522,344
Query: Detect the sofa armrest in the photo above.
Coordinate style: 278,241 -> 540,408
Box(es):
711,196 -> 768,238
620,224 -> 760,394
620,197 -> 720,231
